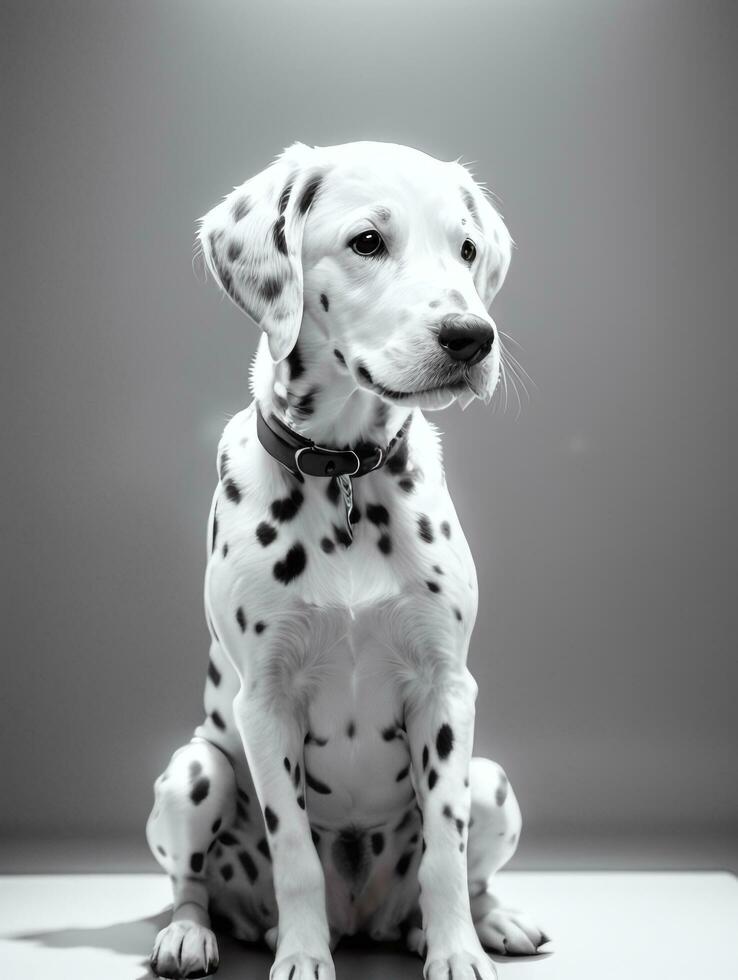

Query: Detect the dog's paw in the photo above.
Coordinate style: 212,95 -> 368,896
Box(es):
424,950 -> 497,980
271,953 -> 335,980
151,920 -> 219,979
475,907 -> 551,955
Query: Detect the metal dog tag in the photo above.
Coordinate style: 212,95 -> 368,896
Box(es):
337,474 -> 354,544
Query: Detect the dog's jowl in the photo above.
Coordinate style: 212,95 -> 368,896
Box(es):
146,141 -> 548,980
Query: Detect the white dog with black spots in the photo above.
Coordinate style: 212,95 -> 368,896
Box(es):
147,140 -> 549,980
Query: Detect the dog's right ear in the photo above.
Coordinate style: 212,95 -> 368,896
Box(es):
198,143 -> 326,362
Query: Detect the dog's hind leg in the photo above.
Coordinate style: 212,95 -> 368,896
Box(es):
467,757 -> 550,955
146,736 -> 237,979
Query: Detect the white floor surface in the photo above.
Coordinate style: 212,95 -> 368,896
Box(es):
1,871 -> 736,980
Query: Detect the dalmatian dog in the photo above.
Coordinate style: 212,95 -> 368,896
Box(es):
146,141 -> 549,980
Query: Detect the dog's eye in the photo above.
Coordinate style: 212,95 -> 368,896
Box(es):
350,230 -> 386,257
461,239 -> 477,264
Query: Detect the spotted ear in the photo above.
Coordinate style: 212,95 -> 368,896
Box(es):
457,171 -> 513,311
199,143 -> 325,362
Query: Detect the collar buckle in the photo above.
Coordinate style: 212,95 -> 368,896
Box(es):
294,445 -> 361,479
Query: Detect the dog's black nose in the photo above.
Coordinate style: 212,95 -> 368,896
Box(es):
437,315 -> 495,364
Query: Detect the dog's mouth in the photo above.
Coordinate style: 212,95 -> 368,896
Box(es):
359,366 -> 491,409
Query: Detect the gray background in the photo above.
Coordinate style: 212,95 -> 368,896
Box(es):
3,0 -> 736,854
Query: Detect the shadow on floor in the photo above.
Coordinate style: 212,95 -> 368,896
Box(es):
15,910 -> 549,979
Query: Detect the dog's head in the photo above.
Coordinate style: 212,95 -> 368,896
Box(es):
200,141 -> 512,409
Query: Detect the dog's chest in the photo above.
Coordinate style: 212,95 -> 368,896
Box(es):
295,602 -> 414,828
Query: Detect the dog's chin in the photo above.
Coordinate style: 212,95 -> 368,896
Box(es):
365,363 -> 498,411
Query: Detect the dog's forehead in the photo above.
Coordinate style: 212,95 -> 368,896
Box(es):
317,141 -> 463,212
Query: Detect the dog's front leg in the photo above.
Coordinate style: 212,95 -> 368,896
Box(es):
232,686 -> 334,980
406,666 -> 498,980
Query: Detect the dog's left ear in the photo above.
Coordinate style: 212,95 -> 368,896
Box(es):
199,143 -> 326,361
456,170 -> 513,312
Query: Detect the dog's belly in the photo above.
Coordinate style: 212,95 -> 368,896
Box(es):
301,604 -> 414,830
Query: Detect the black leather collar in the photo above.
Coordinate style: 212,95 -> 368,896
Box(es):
257,404 -> 398,479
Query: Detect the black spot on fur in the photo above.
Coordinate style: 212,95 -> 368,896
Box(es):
257,837 -> 270,861
278,179 -> 294,215
233,197 -> 250,222
237,788 -> 250,804
495,776 -> 509,807
224,479 -> 241,504
297,794 -> 305,809
428,769 -> 438,790
238,850 -> 259,883
211,818 -> 222,834
347,721 -> 356,738
433,564 -> 443,575
211,511 -> 218,552
222,542 -> 229,557
422,745 -> 429,770
454,607 -> 463,622
256,522 -> 277,547
219,830 -> 238,846
378,533 -> 392,554
387,438 -> 409,475
395,851 -> 413,877
305,771 -> 332,794
333,348 -> 345,365
286,343 -> 304,381
427,580 -> 441,594
326,478 -> 341,505
349,505 -> 361,525
220,863 -> 234,881
382,726 -> 397,741
270,488 -> 304,522
357,364 -> 373,384
371,832 -> 384,856
440,520 -> 451,539
235,607 -> 246,632
334,525 -> 352,548
190,852 -> 204,873
367,503 -> 389,526
255,621 -> 266,634
395,765 -> 410,782
190,777 -> 210,805
211,710 -> 226,731
321,536 -> 335,553
417,515 -> 434,543
283,757 -> 291,774
259,275 -> 283,303
436,724 -> 454,760
398,477 -> 415,493
321,294 -> 330,312
207,659 -> 221,686
273,542 -> 307,584
156,845 -> 166,857
264,807 -> 279,833
227,240 -> 242,262
294,763 -> 301,787
298,175 -> 322,215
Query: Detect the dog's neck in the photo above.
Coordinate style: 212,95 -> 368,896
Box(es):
254,311 -> 412,450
